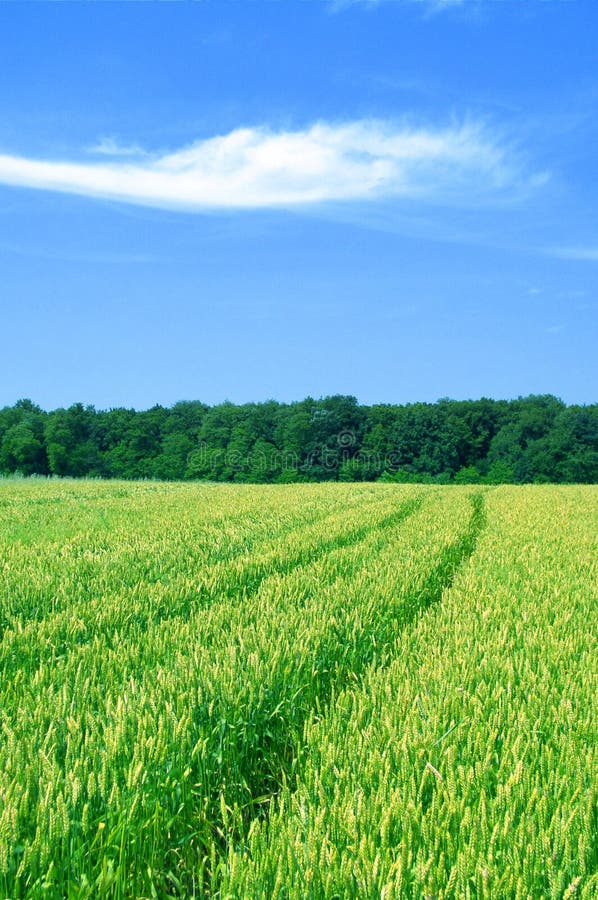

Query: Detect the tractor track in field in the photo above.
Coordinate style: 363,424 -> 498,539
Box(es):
0,489 -> 487,898
0,492 -> 426,680
204,491 -> 488,898
399,489 -> 487,625
0,488 -> 394,629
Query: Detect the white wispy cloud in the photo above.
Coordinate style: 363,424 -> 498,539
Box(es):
0,119 -> 538,213
0,239 -> 163,264
549,246 -> 598,261
87,137 -> 149,158
330,0 -> 466,13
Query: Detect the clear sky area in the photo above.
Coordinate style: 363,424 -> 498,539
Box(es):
0,0 -> 596,410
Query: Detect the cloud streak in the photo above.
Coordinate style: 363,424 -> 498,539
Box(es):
87,137 -> 149,158
330,0 -> 466,13
0,120 -> 537,213
549,246 -> 598,262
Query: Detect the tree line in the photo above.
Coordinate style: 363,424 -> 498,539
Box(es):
0,394 -> 596,483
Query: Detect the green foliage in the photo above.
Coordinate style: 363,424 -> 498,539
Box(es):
0,400 -> 49,476
453,464 -> 481,484
0,394 -> 596,482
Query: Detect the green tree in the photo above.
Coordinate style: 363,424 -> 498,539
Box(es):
0,421 -> 48,475
0,400 -> 48,474
45,404 -> 100,477
453,465 -> 481,484
152,433 -> 195,480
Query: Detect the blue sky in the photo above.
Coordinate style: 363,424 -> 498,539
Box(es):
0,0 -> 596,410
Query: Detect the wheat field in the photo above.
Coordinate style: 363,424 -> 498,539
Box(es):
0,480 -> 596,898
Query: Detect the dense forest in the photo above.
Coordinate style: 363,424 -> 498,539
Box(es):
0,395 -> 596,483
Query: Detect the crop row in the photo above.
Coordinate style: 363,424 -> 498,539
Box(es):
0,486 -> 426,684
0,483 -> 478,897
0,481 -> 393,630
222,486 -> 597,899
